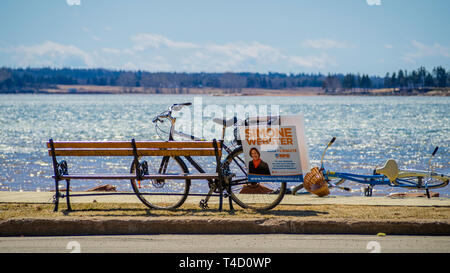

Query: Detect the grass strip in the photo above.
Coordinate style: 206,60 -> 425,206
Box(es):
1,202 -> 449,222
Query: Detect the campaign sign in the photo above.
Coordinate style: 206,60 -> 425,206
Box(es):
239,115 -> 310,183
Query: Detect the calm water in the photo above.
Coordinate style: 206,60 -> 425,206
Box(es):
0,94 -> 449,197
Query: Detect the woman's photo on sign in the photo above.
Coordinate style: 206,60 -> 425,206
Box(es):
248,147 -> 271,175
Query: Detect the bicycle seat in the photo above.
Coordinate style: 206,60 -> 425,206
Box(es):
213,117 -> 238,127
375,159 -> 399,183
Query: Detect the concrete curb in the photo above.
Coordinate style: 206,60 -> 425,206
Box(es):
1,217 -> 449,236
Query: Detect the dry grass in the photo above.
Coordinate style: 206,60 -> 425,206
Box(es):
1,202 -> 449,222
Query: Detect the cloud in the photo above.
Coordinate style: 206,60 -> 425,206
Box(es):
402,40 -> 450,63
102,48 -> 121,54
126,34 -> 290,71
288,53 -> 337,69
301,39 -> 348,49
366,0 -> 381,6
205,41 -> 283,64
171,42 -> 283,72
131,33 -> 198,51
193,40 -> 336,71
13,41 -> 93,67
67,0 -> 81,6
3,34 -> 340,72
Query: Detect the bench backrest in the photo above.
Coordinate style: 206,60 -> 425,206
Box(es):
47,140 -> 222,157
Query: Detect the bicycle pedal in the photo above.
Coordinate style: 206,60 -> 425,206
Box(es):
199,200 -> 209,209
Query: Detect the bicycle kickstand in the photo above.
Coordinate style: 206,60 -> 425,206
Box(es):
364,185 -> 373,197
425,181 -> 430,199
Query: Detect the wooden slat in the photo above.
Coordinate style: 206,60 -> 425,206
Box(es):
47,141 -> 132,149
47,141 -> 221,149
48,148 -> 221,157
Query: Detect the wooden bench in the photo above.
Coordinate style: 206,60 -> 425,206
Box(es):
47,138 -> 231,212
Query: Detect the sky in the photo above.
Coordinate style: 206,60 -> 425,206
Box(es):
0,0 -> 449,76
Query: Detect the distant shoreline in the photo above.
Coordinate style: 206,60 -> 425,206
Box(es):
2,84 -> 449,96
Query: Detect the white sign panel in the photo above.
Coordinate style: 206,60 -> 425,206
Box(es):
239,115 -> 310,183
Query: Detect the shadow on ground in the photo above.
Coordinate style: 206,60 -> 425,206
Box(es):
59,204 -> 329,218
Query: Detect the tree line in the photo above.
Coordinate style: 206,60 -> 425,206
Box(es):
321,66 -> 449,93
0,66 -> 448,93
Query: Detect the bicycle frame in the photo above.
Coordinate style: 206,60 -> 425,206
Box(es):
324,171 -> 432,188
154,103 -> 280,168
316,137 -> 448,197
325,171 -> 387,186
153,103 -> 286,204
151,103 -> 240,209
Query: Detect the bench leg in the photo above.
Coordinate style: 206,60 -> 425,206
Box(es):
227,180 -> 234,211
53,179 -> 60,212
65,179 -> 72,211
218,181 -> 223,211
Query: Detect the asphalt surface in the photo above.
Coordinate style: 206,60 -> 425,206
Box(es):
1,234 -> 449,253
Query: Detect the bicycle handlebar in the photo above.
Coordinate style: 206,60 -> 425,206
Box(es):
321,137 -> 336,167
329,137 -> 336,146
153,102 -> 192,123
245,116 -> 279,126
170,102 -> 192,111
432,146 -> 439,156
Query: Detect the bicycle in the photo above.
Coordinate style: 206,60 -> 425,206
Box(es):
292,137 -> 449,198
129,102 -> 287,211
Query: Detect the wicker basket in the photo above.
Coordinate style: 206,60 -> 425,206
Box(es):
303,167 -> 330,197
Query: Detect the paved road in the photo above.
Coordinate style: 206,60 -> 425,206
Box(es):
1,234 -> 449,253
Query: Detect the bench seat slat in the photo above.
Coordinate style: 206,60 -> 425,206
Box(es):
48,148 -> 220,157
47,141 -> 221,149
55,173 -> 221,180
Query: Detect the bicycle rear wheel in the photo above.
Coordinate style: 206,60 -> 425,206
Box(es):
222,147 -> 286,211
130,156 -> 190,210
397,171 -> 449,189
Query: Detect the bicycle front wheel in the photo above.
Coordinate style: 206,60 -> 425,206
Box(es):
397,171 -> 449,190
130,156 -> 191,210
223,147 -> 286,211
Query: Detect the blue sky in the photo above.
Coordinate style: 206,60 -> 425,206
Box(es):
0,0 -> 449,76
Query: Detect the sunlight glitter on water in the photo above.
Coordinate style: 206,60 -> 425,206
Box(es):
0,94 -> 448,196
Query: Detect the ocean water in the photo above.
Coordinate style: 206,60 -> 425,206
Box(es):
0,94 -> 448,197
